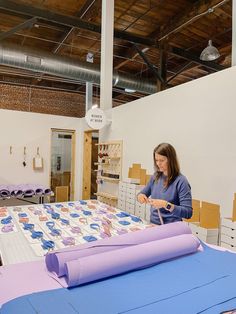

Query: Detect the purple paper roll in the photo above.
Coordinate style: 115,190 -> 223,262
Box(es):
65,234 -> 200,287
45,221 -> 192,277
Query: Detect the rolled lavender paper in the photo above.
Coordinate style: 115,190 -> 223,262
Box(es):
45,221 -> 192,277
65,234 -> 200,287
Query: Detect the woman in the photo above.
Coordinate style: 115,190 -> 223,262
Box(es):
137,143 -> 192,225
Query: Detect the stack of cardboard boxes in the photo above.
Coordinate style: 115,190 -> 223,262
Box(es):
185,200 -> 220,245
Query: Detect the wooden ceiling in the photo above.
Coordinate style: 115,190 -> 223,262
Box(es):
0,0 -> 232,116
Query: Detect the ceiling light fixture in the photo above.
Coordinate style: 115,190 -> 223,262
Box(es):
200,40 -> 220,61
124,88 -> 136,93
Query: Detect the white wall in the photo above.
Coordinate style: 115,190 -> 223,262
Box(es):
0,109 -> 85,200
101,66 -> 236,217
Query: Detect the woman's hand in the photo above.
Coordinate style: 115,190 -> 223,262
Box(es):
149,198 -> 167,209
137,193 -> 148,204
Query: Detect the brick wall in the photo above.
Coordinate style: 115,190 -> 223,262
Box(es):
0,84 -> 85,117
0,83 -> 124,117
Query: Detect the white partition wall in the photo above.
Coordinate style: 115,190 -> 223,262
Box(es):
100,66 -> 236,217
0,109 -> 86,200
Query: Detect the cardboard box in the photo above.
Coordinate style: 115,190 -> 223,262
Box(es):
200,201 -> 220,228
232,199 -> 236,221
185,199 -> 200,223
145,174 -> 151,184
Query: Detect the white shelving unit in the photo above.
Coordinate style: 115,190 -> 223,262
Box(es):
95,140 -> 122,206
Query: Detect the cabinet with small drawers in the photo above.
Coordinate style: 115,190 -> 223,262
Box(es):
188,222 -> 219,245
220,218 -> 236,251
118,181 -> 150,221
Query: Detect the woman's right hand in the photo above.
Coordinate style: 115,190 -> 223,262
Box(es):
137,193 -> 148,204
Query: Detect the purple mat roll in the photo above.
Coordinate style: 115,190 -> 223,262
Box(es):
35,188 -> 44,196
44,188 -> 52,195
23,189 -> 35,197
0,189 -> 10,198
46,221 -> 192,277
0,184 -> 51,198
65,234 -> 200,287
10,190 -> 24,197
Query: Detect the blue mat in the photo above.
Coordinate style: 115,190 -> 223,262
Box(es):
1,244 -> 236,314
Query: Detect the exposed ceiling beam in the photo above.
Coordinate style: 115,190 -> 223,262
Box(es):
0,78 -> 84,94
170,46 -> 225,71
53,28 -> 74,54
114,0 -> 230,72
77,0 -> 97,18
0,17 -> 37,41
114,45 -> 149,70
53,0 -> 96,53
0,0 -> 227,72
134,44 -> 164,84
167,61 -> 193,83
156,0 -> 231,41
158,41 -> 168,90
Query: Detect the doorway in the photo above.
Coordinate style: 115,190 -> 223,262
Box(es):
82,130 -> 99,200
50,129 -> 75,202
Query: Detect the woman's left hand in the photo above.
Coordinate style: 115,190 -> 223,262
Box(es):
148,198 -> 167,209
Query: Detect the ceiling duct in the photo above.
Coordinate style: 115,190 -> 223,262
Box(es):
0,43 -> 157,95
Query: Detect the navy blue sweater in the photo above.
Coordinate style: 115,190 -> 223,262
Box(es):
140,174 -> 192,224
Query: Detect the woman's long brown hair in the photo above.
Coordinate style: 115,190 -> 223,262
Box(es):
153,143 -> 180,187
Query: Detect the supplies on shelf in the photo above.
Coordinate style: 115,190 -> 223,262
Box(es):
95,141 -> 122,206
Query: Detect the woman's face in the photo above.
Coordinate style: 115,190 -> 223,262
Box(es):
155,153 -> 168,175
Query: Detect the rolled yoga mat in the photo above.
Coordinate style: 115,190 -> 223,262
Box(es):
23,189 -> 35,197
46,221 -> 192,277
0,189 -> 10,198
44,188 -> 52,195
64,234 -> 200,287
35,188 -> 44,196
8,185 -> 24,197
10,189 -> 24,197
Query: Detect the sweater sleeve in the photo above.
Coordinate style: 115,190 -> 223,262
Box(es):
139,175 -> 154,198
173,177 -> 193,219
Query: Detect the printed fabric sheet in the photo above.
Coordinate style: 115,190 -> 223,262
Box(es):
1,200 -> 152,258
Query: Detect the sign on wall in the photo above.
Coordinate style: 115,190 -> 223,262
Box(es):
85,108 -> 107,130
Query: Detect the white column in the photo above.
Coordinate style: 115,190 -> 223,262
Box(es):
232,0 -> 236,66
85,52 -> 94,112
100,0 -> 114,115
85,82 -> 93,112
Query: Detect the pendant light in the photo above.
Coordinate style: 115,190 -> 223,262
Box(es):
200,40 -> 220,61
